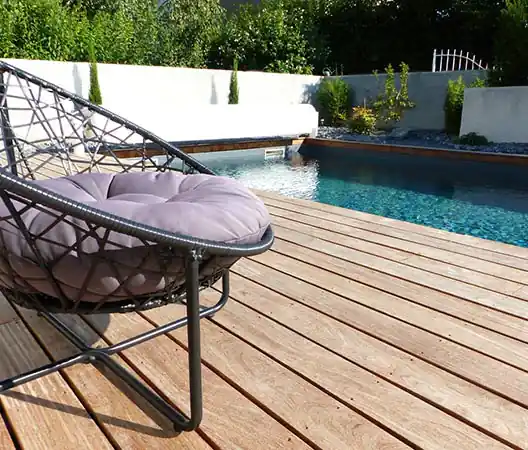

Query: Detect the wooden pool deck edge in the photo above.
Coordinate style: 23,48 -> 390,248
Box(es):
113,136 -> 305,158
303,137 -> 528,165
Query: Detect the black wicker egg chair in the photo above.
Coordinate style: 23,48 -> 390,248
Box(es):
0,61 -> 274,432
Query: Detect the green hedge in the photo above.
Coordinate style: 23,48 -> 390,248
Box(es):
0,0 -> 224,67
0,0 -> 520,81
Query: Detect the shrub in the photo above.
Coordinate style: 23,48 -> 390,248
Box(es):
444,76 -> 486,135
469,77 -> 487,88
457,132 -> 489,146
348,106 -> 377,135
228,59 -> 239,104
372,62 -> 415,128
316,77 -> 352,126
444,76 -> 465,135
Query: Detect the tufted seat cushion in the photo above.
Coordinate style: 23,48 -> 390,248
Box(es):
0,171 -> 270,303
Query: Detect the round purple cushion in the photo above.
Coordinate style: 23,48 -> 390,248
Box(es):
0,171 -> 270,303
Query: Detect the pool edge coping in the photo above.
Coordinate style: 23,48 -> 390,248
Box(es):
303,137 -> 528,166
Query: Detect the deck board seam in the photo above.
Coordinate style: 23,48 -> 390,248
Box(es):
238,263 -> 528,400
74,313 -> 197,432
137,311 -> 324,450
78,311 -> 303,450
261,246 -> 528,338
269,210 -> 528,288
10,305 -> 121,450
265,199 -> 528,279
271,220 -> 527,297
211,290 -> 520,449
0,397 -> 21,450
203,302 -> 421,450
271,222 -> 528,306
228,267 -> 528,409
264,246 -> 528,368
269,239 -> 528,322
256,190 -> 528,263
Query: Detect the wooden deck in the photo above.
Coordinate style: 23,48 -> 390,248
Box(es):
1,189 -> 527,449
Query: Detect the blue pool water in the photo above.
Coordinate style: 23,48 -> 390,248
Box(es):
206,147 -> 528,248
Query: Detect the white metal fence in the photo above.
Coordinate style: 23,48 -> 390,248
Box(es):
432,49 -> 488,72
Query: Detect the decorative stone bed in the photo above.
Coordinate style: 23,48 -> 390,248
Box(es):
317,127 -> 528,155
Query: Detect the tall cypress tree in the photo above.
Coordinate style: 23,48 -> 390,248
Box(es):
88,42 -> 103,105
228,58 -> 239,104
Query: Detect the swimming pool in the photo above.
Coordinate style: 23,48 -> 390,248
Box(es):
204,146 -> 528,248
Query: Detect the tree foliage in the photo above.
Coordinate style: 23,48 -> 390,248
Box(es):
212,0 -> 314,74
0,0 -> 224,68
488,0 -> 528,86
0,0 -> 518,80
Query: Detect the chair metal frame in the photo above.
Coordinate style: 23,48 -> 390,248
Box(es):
0,61 -> 274,432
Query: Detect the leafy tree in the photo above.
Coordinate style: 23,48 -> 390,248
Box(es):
62,0 -> 126,18
158,0 -> 225,68
440,0 -> 505,65
214,0 -> 313,74
0,0 -> 514,77
488,0 -> 528,86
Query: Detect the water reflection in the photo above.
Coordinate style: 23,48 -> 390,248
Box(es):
210,154 -> 319,200
209,151 -> 528,247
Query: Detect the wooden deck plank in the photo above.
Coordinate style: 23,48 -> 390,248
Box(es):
12,152 -> 144,182
268,204 -> 528,290
255,189 -> 528,263
204,294 -> 511,450
236,255 -> 528,373
0,301 -> 114,450
249,248 -> 528,407
267,211 -> 528,304
256,240 -> 528,360
0,418 -> 16,450
83,312 -> 312,449
271,226 -> 528,321
223,269 -> 528,448
261,239 -> 528,345
15,308 -> 211,450
143,304 -> 410,450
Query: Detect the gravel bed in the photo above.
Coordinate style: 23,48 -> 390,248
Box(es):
316,127 -> 528,155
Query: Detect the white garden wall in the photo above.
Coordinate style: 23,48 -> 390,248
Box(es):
1,58 -> 486,142
1,58 -> 320,142
460,86 -> 528,143
1,59 -> 321,107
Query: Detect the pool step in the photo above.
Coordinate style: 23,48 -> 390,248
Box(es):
265,148 -> 286,160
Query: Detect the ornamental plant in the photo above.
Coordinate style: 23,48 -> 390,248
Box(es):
348,105 -> 377,135
444,75 -> 486,135
316,76 -> 352,126
371,62 -> 415,128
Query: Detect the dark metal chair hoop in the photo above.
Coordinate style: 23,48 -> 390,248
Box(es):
0,61 -> 274,433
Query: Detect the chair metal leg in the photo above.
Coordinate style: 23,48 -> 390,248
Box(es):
0,260 -> 230,433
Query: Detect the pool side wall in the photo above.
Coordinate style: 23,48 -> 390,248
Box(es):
302,138 -> 528,166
